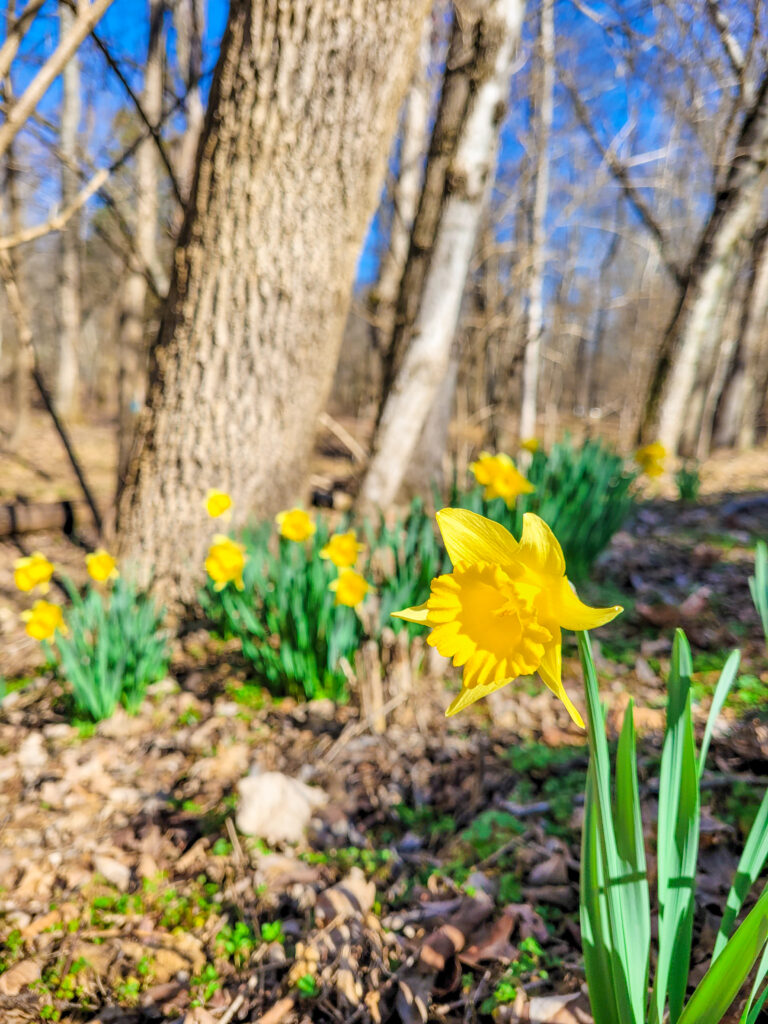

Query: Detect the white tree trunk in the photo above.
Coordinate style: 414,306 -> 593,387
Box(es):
519,0 -> 554,446
360,0 -> 525,511
375,15 -> 432,320
55,0 -> 81,417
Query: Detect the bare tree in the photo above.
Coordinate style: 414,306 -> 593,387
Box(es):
116,0 -> 432,601
172,0 -> 205,203
518,0 -> 554,448
360,0 -> 526,510
117,0 -> 166,486
56,0 -> 82,417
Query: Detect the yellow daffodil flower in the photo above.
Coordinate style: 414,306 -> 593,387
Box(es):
320,531 -> 365,569
205,534 -> 246,591
205,489 -> 233,519
21,600 -> 66,641
276,508 -> 316,542
470,451 -> 535,508
394,509 -> 621,725
13,552 -> 55,594
85,549 -> 119,583
329,569 -> 370,608
520,437 -> 539,454
635,442 -> 666,478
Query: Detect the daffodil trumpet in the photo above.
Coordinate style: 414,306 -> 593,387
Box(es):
394,508 -> 621,725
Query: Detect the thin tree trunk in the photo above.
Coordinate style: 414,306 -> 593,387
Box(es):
173,0 -> 204,204
117,0 -> 165,488
360,0 -> 526,511
56,0 -> 81,417
372,14 -> 432,343
643,73 -> 768,453
116,0 -> 431,602
518,0 -> 553,447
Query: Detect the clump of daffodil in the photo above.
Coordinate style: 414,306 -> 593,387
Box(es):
276,507 -> 316,542
13,552 -> 54,594
205,489 -> 233,519
329,569 -> 370,608
394,508 -> 621,725
205,535 -> 246,591
21,599 -> 67,641
635,441 -> 666,478
86,549 -> 119,583
470,451 -> 535,508
520,437 -> 539,454
320,530 -> 365,569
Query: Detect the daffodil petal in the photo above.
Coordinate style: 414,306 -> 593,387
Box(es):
538,642 -> 584,728
436,508 -> 518,567
553,579 -> 622,631
445,675 -> 513,716
392,602 -> 430,624
519,513 -> 565,576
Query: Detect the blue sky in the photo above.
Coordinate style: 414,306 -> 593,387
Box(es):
2,0 -> 760,299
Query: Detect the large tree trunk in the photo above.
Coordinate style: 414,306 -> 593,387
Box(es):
117,0 -> 430,601
55,0 -> 81,417
715,224 -> 768,448
518,0 -> 553,447
360,0 -> 526,511
643,73 -> 768,454
116,0 -> 165,488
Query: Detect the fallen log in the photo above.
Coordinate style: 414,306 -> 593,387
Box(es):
0,499 -> 91,537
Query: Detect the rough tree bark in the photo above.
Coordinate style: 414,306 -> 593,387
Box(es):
56,0 -> 81,417
360,0 -> 526,511
116,0 -> 431,601
715,222 -> 768,448
518,0 -> 554,447
644,72 -> 768,454
117,0 -> 165,488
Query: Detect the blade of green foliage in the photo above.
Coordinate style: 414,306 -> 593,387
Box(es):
742,945 -> 768,1023
677,883 -> 768,1024
581,760 -> 623,1024
577,632 -> 638,1024
698,649 -> 741,781
651,629 -> 700,1024
614,700 -> 651,1011
714,787 -> 768,960
749,541 -> 768,643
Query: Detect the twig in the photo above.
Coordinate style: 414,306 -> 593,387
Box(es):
320,691 -> 410,765
0,0 -> 45,84
318,412 -> 368,466
218,991 -> 245,1024
226,816 -> 245,870
255,995 -> 295,1024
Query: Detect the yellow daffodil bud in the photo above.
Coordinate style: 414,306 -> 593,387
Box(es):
275,508 -> 316,542
329,569 -> 370,608
319,531 -> 364,569
86,549 -> 119,583
394,509 -> 621,725
520,437 -> 539,454
205,489 -> 233,519
205,535 -> 246,591
13,552 -> 54,594
21,600 -> 66,641
635,442 -> 667,478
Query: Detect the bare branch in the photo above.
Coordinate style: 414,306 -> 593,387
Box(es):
0,167 -> 109,250
0,0 -> 46,84
562,75 -> 685,286
705,0 -> 746,81
0,0 -> 116,163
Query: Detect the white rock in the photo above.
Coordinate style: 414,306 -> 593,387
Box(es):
236,770 -> 327,845
92,853 -> 131,892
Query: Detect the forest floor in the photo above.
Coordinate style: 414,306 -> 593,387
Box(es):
0,413 -> 767,1023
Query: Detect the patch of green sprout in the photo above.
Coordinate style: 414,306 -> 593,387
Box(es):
216,920 -> 258,966
296,973 -> 319,998
190,963 -> 220,1007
